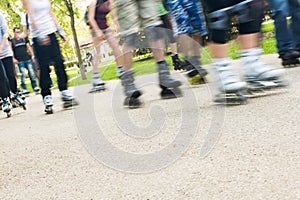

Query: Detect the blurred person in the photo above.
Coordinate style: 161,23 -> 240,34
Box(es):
0,12 -> 26,110
164,0 -> 209,83
111,0 -> 182,108
202,0 -> 286,104
21,0 -> 78,114
156,1 -> 184,70
87,0 -> 124,93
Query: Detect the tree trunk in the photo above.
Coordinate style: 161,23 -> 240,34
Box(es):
64,0 -> 87,80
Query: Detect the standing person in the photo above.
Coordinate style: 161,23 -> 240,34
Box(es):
112,0 -> 182,108
164,0 -> 208,82
11,26 -> 39,95
0,12 -> 26,110
201,0 -> 286,104
87,0 -> 124,93
266,0 -> 300,67
21,0 -> 78,114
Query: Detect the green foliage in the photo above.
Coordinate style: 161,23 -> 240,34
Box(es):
64,60 -> 79,68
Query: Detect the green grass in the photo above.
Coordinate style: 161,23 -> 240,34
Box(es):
22,25 -> 278,91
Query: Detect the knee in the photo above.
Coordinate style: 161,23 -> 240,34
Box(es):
144,26 -> 164,41
123,33 -> 138,47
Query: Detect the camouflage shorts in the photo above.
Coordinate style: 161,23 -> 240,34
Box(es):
166,0 -> 208,36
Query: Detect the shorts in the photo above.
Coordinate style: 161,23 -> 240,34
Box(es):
166,0 -> 208,36
91,27 -> 112,38
114,0 -> 162,36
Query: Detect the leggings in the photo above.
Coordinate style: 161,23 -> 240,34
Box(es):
33,33 -> 68,98
0,60 -> 10,99
1,56 -> 18,94
203,0 -> 264,44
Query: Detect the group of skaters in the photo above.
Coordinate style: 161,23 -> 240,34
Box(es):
0,0 -> 299,117
87,0 -> 298,106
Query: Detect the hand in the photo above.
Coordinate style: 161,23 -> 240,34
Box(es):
95,30 -> 105,40
13,58 -> 19,64
36,29 -> 51,46
57,27 -> 67,42
37,35 -> 51,46
31,55 -> 35,62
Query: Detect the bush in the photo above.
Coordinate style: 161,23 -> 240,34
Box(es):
64,60 -> 78,68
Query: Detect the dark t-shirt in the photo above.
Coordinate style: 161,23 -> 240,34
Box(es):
11,37 -> 31,62
95,0 -> 110,30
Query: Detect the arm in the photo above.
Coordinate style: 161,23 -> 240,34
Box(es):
22,0 -> 38,31
49,10 -> 67,42
88,0 -> 105,40
0,14 -> 9,53
22,0 -> 51,45
25,38 -> 35,60
9,39 -> 19,64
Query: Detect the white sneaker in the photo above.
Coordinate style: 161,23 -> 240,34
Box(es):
214,59 -> 246,92
43,95 -> 53,106
61,90 -> 74,101
92,73 -> 105,86
22,89 -> 30,95
116,67 -> 124,78
242,48 -> 285,81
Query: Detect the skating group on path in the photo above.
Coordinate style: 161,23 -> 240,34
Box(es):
0,0 -> 299,117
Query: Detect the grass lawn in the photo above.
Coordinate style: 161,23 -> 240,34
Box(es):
22,24 -> 277,92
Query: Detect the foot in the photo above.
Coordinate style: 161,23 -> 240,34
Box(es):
214,59 -> 246,92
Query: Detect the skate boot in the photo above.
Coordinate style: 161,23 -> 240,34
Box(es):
11,92 -> 26,110
0,98 -> 2,111
61,90 -> 79,109
22,89 -> 30,97
43,95 -> 54,114
241,48 -> 287,97
213,59 -> 247,104
116,66 -> 124,78
120,70 -> 142,109
89,73 -> 106,93
171,54 -> 188,71
2,98 -> 11,117
184,56 -> 208,85
158,61 -> 182,99
279,49 -> 300,68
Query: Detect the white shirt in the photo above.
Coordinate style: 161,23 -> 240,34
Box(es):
0,13 -> 12,59
21,0 -> 57,38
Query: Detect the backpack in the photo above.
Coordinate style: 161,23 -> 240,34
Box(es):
84,0 -> 103,26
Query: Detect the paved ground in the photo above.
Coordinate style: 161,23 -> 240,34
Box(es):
0,54 -> 299,199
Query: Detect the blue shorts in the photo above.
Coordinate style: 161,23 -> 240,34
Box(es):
166,0 -> 208,36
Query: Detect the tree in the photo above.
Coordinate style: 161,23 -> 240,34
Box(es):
0,0 -> 87,80
53,0 -> 87,79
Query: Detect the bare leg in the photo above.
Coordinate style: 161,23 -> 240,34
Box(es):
169,42 -> 177,56
92,37 -> 101,73
238,33 -> 260,50
105,31 -> 123,67
150,39 -> 165,62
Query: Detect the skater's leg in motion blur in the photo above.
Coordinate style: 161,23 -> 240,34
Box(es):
165,0 -> 208,80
